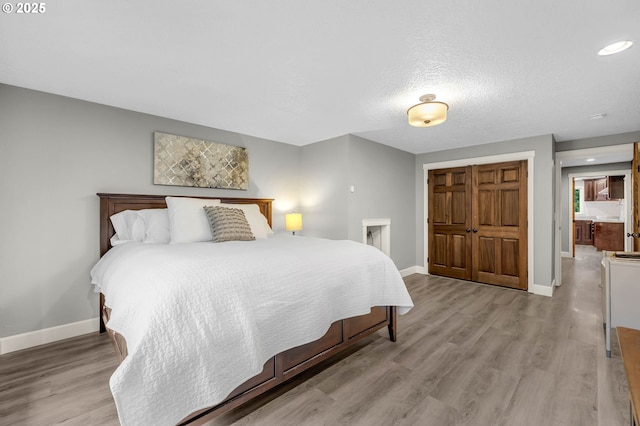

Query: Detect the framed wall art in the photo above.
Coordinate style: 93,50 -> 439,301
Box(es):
153,132 -> 249,190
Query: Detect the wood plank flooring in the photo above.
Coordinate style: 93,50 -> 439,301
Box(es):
0,245 -> 630,425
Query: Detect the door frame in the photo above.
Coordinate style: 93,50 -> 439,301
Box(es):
555,143 -> 635,288
423,151 -> 535,294
566,169 -> 632,257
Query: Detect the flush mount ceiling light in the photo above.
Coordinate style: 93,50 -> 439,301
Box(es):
589,113 -> 607,120
598,41 -> 633,56
407,94 -> 449,127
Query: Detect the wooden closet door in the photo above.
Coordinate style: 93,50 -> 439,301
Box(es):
428,166 -> 472,280
472,161 -> 528,290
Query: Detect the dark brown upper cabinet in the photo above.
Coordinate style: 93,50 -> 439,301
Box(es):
583,176 -> 624,201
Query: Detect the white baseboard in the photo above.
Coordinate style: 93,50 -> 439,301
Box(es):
399,265 -> 552,297
532,283 -> 554,297
399,265 -> 427,277
561,251 -> 571,258
0,317 -> 100,355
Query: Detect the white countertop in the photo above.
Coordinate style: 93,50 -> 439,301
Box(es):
575,216 -> 624,223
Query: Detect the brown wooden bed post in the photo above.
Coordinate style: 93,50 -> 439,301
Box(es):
99,293 -> 106,333
388,306 -> 397,342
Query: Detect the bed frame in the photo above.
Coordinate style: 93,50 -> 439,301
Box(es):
97,193 -> 397,425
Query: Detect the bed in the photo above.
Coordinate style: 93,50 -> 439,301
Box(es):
93,193 -> 413,425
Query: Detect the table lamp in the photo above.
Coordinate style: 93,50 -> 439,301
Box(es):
285,213 -> 303,235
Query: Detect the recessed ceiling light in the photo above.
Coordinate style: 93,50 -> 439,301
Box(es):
598,41 -> 633,56
586,158 -> 595,162
588,113 -> 607,120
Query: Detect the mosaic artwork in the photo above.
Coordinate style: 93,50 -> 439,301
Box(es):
153,132 -> 249,190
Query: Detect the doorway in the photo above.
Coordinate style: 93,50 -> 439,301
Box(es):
568,172 -> 632,257
554,143 -> 636,287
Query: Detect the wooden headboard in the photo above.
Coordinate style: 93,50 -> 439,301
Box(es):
97,193 -> 273,257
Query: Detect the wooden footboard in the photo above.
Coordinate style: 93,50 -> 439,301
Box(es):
180,305 -> 397,425
102,301 -> 397,425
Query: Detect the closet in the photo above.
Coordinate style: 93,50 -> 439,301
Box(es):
428,160 -> 528,290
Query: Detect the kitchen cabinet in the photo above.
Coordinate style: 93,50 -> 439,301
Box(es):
608,175 -> 624,199
594,178 -> 608,200
594,222 -> 624,251
584,179 -> 595,201
583,176 -> 624,201
575,220 -> 593,245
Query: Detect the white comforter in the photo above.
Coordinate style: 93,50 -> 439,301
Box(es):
90,236 -> 413,426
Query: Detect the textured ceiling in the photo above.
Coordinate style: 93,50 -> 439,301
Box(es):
1,1 -> 639,154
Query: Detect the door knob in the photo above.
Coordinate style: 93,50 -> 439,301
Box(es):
472,228 -> 478,233
466,228 -> 471,233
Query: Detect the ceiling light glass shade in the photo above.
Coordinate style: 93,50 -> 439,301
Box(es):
407,95 -> 449,127
598,41 -> 633,56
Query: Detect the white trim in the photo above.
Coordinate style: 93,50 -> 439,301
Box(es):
533,283 -> 554,297
399,265 -> 426,277
422,151 -> 536,171
0,317 -> 99,355
561,251 -> 571,258
557,144 -> 635,163
415,265 -> 428,275
423,150 -> 536,292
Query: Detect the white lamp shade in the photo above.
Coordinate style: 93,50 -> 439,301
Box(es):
407,101 -> 448,127
285,213 -> 303,232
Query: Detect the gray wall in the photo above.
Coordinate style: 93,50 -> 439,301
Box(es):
299,136 -> 350,240
414,134 -> 555,287
346,135 -> 416,270
560,162 -> 632,253
300,135 -> 416,270
0,84 -> 301,338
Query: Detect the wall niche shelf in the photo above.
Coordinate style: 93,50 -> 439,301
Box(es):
362,218 -> 391,257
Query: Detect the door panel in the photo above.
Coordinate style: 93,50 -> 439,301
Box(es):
478,191 -> 495,225
501,239 -> 519,277
432,192 -> 447,223
451,235 -> 467,269
428,166 -> 472,280
472,161 -> 528,290
477,237 -> 496,273
501,189 -> 520,226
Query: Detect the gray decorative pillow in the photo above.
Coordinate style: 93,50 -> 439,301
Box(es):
203,206 -> 256,243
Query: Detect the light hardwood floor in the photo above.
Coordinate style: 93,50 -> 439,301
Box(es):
0,246 -> 630,425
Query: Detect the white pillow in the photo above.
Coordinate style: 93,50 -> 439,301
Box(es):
166,196 -> 221,243
139,209 -> 170,244
110,209 -> 170,244
110,234 -> 129,246
110,210 -> 145,242
219,203 -> 272,239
